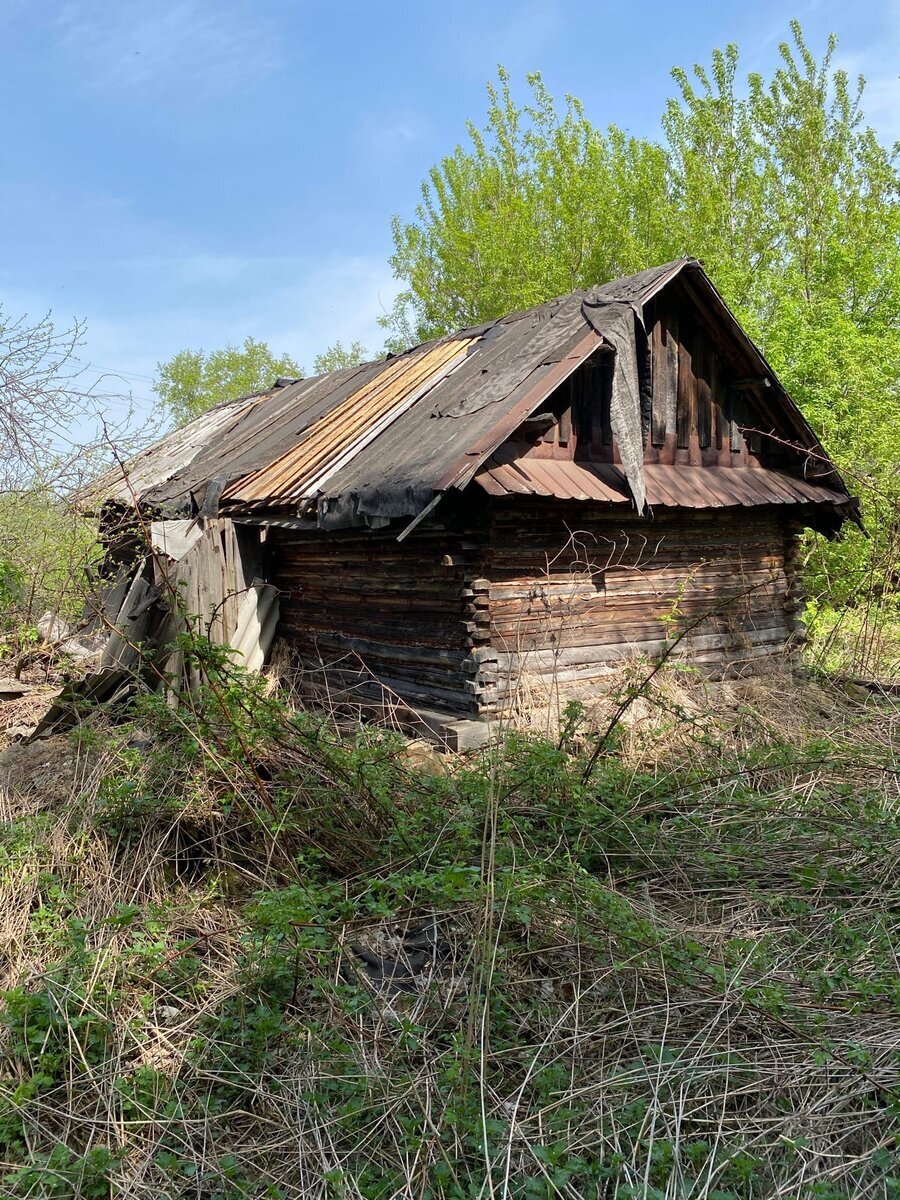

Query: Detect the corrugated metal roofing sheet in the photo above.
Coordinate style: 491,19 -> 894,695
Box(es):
222,337 -> 475,510
475,459 -> 849,509
643,465 -> 849,508
474,457 -> 630,504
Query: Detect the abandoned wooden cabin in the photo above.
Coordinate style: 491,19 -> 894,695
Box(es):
86,258 -> 858,744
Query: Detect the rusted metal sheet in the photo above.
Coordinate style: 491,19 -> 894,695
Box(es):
474,459 -> 848,511
474,457 -> 630,504
222,338 -> 475,510
642,465 -> 848,508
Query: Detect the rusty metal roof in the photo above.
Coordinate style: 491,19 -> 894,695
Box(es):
85,257 -> 854,531
643,465 -> 849,508
222,337 -> 475,510
474,458 -> 850,510
475,457 -> 629,503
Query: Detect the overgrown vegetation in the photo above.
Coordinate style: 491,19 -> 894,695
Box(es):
1,641 -> 898,1198
2,19 -> 899,1199
0,489 -> 100,657
0,303 -> 120,659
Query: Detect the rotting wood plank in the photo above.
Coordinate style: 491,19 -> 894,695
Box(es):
676,317 -> 693,452
651,316 -> 667,447
696,339 -> 712,451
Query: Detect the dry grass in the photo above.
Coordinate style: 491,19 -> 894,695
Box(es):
0,667 -> 897,1198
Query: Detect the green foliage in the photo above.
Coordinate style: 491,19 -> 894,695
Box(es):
0,488 -> 100,646
4,1144 -> 120,1200
0,305 -> 104,649
0,556 -> 24,612
386,65 -> 673,348
312,339 -> 369,375
154,336 -> 302,427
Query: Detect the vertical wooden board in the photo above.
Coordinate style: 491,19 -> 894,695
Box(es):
696,341 -> 712,450
747,392 -> 763,455
196,528 -> 220,641
220,527 -> 234,643
650,316 -> 667,447
676,318 -> 693,451
665,314 -> 679,436
712,353 -> 722,450
194,541 -> 208,636
192,534 -> 207,634
212,527 -> 225,642
214,529 -> 229,643
572,364 -> 594,453
729,391 -> 743,454
600,356 -> 613,449
223,523 -> 238,642
558,404 -> 571,448
214,528 -> 225,642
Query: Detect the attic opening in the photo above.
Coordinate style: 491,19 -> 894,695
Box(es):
507,354 -> 618,463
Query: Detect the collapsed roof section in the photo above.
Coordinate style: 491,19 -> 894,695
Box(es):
83,258 -> 858,532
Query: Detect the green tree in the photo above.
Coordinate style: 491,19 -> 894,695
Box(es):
386,67 -> 673,349
662,27 -> 900,475
154,337 -> 301,427
313,339 -> 369,375
663,25 -> 900,607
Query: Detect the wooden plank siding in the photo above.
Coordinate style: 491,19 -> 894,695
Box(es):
152,518 -> 262,693
514,278 -> 804,478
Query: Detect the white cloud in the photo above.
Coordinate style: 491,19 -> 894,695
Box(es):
52,0 -> 282,100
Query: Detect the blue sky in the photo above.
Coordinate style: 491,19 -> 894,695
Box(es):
2,0 -> 898,427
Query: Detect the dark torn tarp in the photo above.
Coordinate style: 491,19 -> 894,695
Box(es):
580,298 -> 648,515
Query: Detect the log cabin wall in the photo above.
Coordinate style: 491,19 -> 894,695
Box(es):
266,526 -> 486,715
266,498 -> 804,723
475,500 -> 804,714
